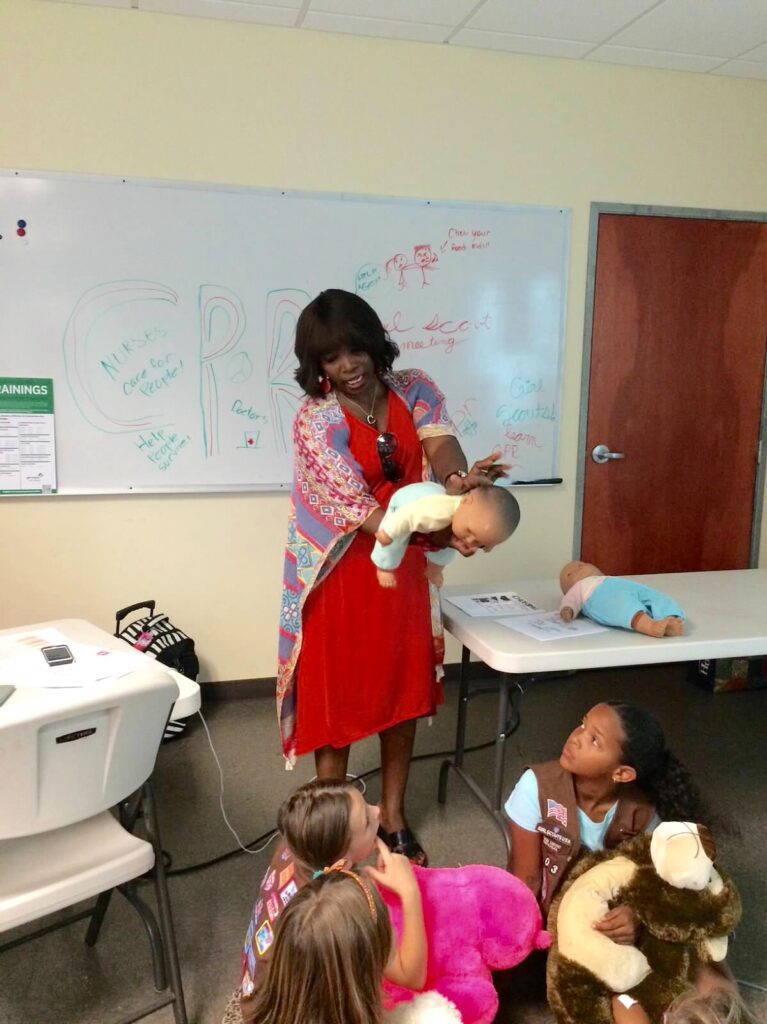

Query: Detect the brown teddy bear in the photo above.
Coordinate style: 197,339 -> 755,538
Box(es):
546,823 -> 741,1024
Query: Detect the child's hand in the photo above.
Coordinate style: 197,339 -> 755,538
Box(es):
372,838 -> 428,990
376,529 -> 393,546
593,904 -> 639,944
560,607 -> 574,623
364,838 -> 420,903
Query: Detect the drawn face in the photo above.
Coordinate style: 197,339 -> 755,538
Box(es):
321,345 -> 376,400
344,788 -> 380,865
414,245 -> 435,268
559,703 -> 630,780
388,253 -> 408,271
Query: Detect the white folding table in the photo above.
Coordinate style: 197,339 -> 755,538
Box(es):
0,617 -> 201,721
438,570 -> 767,850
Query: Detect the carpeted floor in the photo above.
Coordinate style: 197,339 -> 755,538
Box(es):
1,662 -> 765,1024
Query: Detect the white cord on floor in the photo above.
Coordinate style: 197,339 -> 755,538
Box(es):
738,979 -> 767,993
197,709 -> 279,855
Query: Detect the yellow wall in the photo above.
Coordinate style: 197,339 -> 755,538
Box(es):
2,0 -> 767,680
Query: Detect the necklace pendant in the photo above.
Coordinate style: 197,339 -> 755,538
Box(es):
366,413 -> 377,426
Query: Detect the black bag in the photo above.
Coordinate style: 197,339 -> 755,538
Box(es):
115,601 -> 199,742
114,600 -> 199,681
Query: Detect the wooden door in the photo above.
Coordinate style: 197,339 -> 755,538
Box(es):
581,213 -> 767,574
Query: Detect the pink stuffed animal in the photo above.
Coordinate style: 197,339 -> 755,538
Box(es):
381,864 -> 551,1024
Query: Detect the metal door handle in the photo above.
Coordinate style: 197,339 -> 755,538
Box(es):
592,444 -> 625,464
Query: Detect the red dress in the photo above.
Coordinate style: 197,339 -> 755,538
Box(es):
294,390 -> 443,755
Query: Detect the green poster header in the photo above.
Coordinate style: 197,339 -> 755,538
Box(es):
0,377 -> 54,414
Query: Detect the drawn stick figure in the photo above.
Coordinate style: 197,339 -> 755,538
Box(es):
385,253 -> 409,289
413,244 -> 438,287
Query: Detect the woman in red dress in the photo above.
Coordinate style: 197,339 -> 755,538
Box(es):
278,290 -> 506,864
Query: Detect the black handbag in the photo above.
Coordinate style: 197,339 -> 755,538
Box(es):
114,600 -> 199,741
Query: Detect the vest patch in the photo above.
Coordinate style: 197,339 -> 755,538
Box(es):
538,824 -> 573,846
280,879 -> 299,906
255,921 -> 274,955
546,799 -> 568,827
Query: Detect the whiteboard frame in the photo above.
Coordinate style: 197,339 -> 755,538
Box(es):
1,168 -> 571,496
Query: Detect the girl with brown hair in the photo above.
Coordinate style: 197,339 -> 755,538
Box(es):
240,779 -> 426,1021
250,869 -> 450,1024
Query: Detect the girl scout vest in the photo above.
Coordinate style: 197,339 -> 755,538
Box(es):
531,761 -> 655,914
239,841 -> 311,1022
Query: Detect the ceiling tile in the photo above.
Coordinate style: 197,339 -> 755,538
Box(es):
138,0 -> 299,23
302,11 -> 451,43
467,0 -> 659,44
43,0 -> 133,7
710,59 -> 767,79
451,28 -> 592,59
738,41 -> 767,61
589,44 -> 726,73
225,0 -> 300,5
610,0 -> 767,58
308,0 -> 477,27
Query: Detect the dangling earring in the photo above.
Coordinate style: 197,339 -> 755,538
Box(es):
319,375 -> 332,395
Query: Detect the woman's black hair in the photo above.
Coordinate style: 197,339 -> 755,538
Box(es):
293,289 -> 400,397
608,701 -> 713,826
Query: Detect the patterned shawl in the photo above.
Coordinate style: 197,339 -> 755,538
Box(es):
277,368 -> 456,765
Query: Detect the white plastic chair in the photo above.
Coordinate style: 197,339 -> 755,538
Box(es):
0,667 -> 188,1024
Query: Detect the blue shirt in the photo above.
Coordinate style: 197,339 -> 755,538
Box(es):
504,768 -> 660,851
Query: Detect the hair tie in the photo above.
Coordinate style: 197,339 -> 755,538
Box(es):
338,869 -> 378,922
311,862 -> 377,921
312,858 -> 346,880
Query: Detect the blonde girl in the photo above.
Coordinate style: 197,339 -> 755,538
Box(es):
663,988 -> 761,1024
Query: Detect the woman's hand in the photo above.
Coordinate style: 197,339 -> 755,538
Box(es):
593,904 -> 639,945
444,451 -> 510,494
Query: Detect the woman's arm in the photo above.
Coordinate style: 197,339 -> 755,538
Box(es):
421,435 -> 510,494
508,822 -> 543,902
421,435 -> 468,490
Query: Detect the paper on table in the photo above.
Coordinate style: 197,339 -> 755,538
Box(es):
0,626 -> 71,659
445,591 -> 543,617
497,611 -> 609,642
0,628 -> 152,688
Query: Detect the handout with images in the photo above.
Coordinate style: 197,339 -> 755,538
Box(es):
445,591 -> 543,617
498,610 -> 609,642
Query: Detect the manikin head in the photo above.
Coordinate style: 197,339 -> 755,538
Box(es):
451,486 -> 520,555
559,559 -> 604,594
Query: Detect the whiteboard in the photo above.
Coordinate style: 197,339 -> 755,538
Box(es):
0,171 -> 569,494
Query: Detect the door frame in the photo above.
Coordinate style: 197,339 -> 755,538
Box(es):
573,201 -> 767,567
